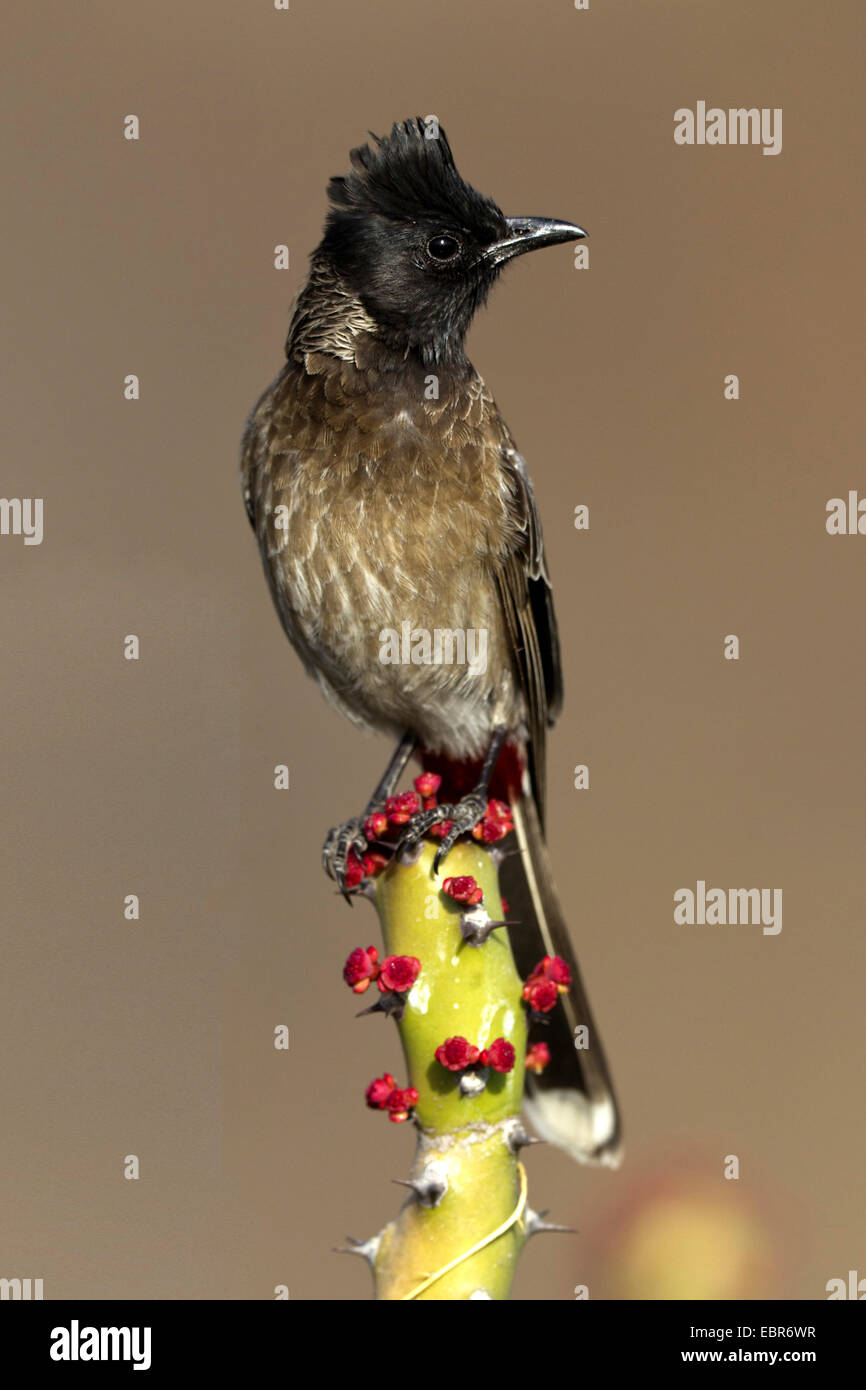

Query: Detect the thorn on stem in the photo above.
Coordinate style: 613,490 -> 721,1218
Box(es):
459,1069 -> 488,1097
333,1233 -> 381,1264
525,1208 -> 575,1238
505,1120 -> 545,1155
458,905 -> 503,946
355,993 -> 406,1021
391,1164 -> 447,1209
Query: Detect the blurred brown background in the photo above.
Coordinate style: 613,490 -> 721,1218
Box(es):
2,0 -> 863,1300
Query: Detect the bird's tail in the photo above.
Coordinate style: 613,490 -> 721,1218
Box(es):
500,785 -> 623,1167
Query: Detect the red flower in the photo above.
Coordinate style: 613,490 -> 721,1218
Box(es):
472,797 -> 515,843
413,771 -> 442,799
523,978 -> 560,1014
362,851 -> 389,878
437,1035 -> 516,1075
442,875 -> 484,906
476,818 -> 506,844
435,1036 -> 481,1071
484,1038 -> 516,1073
363,811 -> 389,842
365,1074 -> 418,1121
429,819 -> 454,839
547,956 -> 572,989
525,1042 -> 551,1074
343,849 -> 365,889
365,1072 -> 396,1109
386,1086 -> 419,1123
343,945 -> 379,993
378,955 -> 421,994
523,955 -> 572,1008
384,791 -> 420,826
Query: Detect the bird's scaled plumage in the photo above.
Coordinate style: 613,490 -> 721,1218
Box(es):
241,117 -> 621,1166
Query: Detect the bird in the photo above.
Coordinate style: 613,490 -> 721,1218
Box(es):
241,117 -> 621,1167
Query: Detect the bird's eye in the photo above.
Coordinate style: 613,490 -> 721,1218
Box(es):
426,234 -> 461,262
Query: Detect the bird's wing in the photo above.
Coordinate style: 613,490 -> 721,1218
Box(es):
495,445 -> 563,819
239,372 -> 311,662
240,403 -> 262,529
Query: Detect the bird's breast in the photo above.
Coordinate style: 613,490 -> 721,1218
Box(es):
258,362 -> 510,632
243,356 -> 523,752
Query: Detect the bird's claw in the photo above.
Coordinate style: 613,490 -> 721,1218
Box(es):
395,792 -> 488,873
322,817 -> 368,903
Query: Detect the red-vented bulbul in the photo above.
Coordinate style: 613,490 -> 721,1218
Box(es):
241,118 -> 621,1166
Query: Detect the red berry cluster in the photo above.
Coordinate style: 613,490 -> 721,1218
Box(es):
343,848 -> 389,890
434,1035 -> 516,1074
342,946 -> 421,997
363,772 -> 441,842
522,956 -> 572,1014
413,771 -> 442,803
345,775 -> 515,890
364,1073 -> 419,1124
441,874 -> 484,905
381,790 -> 419,827
415,772 -> 456,840
471,798 -> 514,844
525,1041 -> 551,1074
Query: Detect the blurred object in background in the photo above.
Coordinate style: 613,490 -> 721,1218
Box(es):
583,1146 -> 803,1300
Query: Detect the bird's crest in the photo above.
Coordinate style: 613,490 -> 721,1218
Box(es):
327,117 -> 506,240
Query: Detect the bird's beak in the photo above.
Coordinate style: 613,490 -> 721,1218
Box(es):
485,216 -> 587,266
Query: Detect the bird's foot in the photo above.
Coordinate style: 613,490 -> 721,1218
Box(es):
395,791 -> 488,874
322,817 -> 368,903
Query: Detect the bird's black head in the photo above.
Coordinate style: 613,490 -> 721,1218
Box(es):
319,117 -> 586,367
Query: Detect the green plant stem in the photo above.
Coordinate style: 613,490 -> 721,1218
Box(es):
369,840 -> 529,1300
